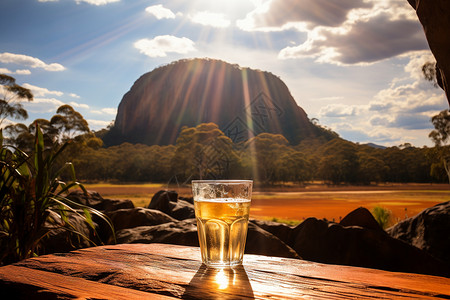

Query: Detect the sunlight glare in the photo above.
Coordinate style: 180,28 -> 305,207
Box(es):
214,268 -> 229,290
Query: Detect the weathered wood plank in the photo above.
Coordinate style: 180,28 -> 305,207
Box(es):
1,243 -> 449,299
0,265 -> 177,299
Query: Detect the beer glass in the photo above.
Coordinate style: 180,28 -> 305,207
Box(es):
192,180 -> 253,267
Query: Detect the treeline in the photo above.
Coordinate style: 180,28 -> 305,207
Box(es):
64,123 -> 446,185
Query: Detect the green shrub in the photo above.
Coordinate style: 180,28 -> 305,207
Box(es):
0,124 -> 114,265
371,206 -> 392,230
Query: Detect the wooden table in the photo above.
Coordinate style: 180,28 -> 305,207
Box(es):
0,243 -> 449,299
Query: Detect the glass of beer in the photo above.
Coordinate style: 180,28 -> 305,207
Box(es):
192,180 -> 253,267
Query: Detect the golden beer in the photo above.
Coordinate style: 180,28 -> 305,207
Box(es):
192,180 -> 252,267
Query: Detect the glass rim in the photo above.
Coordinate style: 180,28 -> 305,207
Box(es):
191,179 -> 253,184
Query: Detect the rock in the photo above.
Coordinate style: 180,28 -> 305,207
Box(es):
246,222 -> 300,259
147,190 -> 177,214
67,190 -> 134,212
41,211 -> 97,255
408,0 -> 450,103
147,190 -> 195,220
105,58 -> 332,146
107,208 -> 177,231
116,219 -> 199,247
179,196 -> 194,204
117,219 -> 299,259
289,217 -> 450,277
339,207 -> 383,232
387,201 -> 450,264
171,199 -> 195,220
250,219 -> 293,245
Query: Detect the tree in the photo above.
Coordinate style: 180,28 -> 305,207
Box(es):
50,104 -> 90,142
242,133 -> 290,184
0,74 -> 33,126
429,109 -> 450,183
172,123 -> 239,181
316,139 -> 359,184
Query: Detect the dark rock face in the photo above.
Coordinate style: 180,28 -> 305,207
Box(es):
408,0 -> 450,104
42,190 -> 450,277
117,219 -> 200,247
250,219 -> 293,245
387,201 -> 450,265
117,219 -> 299,259
67,190 -> 134,212
339,206 -> 383,232
106,58 -> 327,146
107,207 -> 177,232
289,217 -> 450,277
147,190 -> 195,220
246,222 -> 299,259
41,211 -> 97,254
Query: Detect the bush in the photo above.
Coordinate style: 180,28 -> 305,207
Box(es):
0,124 -> 114,265
371,206 -> 392,230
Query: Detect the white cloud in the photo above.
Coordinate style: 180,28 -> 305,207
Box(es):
68,93 -> 80,98
0,52 -> 65,71
237,0 -> 428,66
91,107 -> 117,115
87,119 -> 112,130
318,104 -> 359,118
278,11 -> 427,65
69,101 -> 89,109
39,0 -> 118,3
22,83 -> 63,97
0,68 -> 31,75
25,97 -> 65,113
15,69 -> 32,75
134,35 -> 196,58
315,50 -> 447,146
190,11 -> 231,28
75,0 -> 119,5
0,68 -> 12,74
145,4 -> 177,20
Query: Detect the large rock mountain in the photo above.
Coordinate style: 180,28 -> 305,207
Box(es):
105,58 -> 329,146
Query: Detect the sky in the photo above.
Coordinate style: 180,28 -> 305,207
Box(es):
0,0 -> 448,147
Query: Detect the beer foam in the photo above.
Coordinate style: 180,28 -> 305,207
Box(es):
195,197 -> 251,203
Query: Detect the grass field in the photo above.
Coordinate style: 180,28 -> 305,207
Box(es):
83,183 -> 450,226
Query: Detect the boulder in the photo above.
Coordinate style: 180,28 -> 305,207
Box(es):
67,190 -> 134,212
106,58 -> 328,147
246,222 -> 299,259
107,207 -> 177,231
147,190 -> 178,214
408,0 -> 450,103
117,218 -> 299,259
147,190 -> 195,220
387,201 -> 450,265
339,207 -> 383,232
250,219 -> 293,245
289,217 -> 450,277
179,196 -> 194,204
171,199 -> 195,220
116,219 -> 199,247
41,211 -> 98,255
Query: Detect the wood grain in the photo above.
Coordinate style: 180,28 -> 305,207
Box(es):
0,243 -> 449,299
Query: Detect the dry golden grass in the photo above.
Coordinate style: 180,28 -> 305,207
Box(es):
83,183 -> 450,224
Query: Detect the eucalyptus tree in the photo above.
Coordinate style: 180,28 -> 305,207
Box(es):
0,74 -> 33,126
429,109 -> 450,183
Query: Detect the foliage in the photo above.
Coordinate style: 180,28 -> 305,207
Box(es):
0,124 -> 114,265
4,105 -> 90,151
4,118 -> 441,186
0,74 -> 33,126
371,206 -> 392,230
172,123 -> 241,181
429,109 -> 450,183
